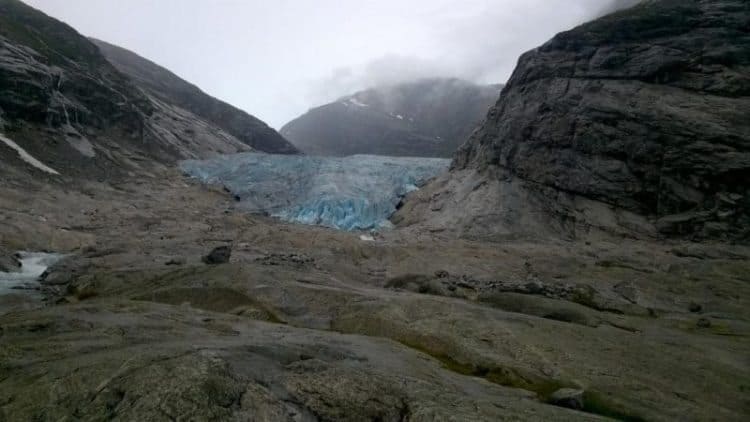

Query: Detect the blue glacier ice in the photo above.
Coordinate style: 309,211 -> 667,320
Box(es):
180,153 -> 450,231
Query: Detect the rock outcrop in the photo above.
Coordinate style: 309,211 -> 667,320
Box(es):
0,0 -> 293,180
202,245 -> 232,265
396,0 -> 750,241
0,249 -> 19,273
281,78 -> 501,157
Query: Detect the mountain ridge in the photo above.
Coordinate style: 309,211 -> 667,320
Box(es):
0,0 -> 294,181
91,38 -> 299,155
281,78 -> 501,157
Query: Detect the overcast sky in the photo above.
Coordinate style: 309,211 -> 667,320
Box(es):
25,0 -> 637,128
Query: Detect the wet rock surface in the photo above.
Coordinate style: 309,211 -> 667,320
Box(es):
0,250 -> 19,273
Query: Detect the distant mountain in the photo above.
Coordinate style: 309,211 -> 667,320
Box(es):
0,0 -> 294,180
281,78 -> 502,157
91,39 -> 298,155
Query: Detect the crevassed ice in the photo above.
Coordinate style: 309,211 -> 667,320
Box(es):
180,153 -> 449,231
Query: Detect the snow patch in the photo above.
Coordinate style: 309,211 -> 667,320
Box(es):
181,153 -> 449,231
359,234 -> 375,242
0,252 -> 64,294
0,134 -> 60,175
348,97 -> 369,108
396,114 -> 404,120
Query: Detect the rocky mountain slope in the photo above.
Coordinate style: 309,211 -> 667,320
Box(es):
91,39 -> 298,155
0,0 -> 293,180
395,0 -> 750,241
281,78 -> 501,157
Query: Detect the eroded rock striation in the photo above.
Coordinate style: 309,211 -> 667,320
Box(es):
396,0 -> 750,241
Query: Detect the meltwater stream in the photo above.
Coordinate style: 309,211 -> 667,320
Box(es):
0,252 -> 64,295
180,153 -> 450,231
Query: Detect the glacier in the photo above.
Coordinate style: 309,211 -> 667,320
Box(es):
180,153 -> 450,231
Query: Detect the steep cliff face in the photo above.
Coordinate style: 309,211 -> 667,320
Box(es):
396,0 -> 750,241
0,0 -> 157,174
91,39 -> 299,155
281,79 -> 500,157
0,0 -> 291,181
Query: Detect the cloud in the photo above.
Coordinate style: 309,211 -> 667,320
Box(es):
26,0 -> 644,126
597,0 -> 643,15
306,55 -> 452,105
306,0 -> 644,109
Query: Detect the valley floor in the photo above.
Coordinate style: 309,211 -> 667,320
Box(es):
0,170 -> 748,421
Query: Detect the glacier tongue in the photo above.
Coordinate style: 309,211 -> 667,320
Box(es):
180,153 -> 449,231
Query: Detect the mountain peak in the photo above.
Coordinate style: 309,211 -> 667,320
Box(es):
281,78 -> 502,157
